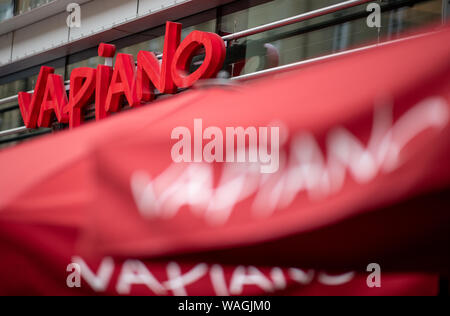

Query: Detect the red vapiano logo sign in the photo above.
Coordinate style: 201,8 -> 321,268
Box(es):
18,22 -> 226,129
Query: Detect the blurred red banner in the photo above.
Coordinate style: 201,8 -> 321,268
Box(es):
0,25 -> 449,296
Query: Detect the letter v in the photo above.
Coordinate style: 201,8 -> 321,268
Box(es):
17,66 -> 54,129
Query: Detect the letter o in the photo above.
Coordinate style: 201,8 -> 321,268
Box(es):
171,31 -> 226,88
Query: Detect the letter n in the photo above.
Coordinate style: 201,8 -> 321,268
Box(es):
134,22 -> 181,103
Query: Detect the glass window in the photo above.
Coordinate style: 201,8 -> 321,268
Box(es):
219,0 -> 444,77
14,0 -> 53,15
445,0 -> 450,20
1,0 -> 57,21
65,8 -> 219,80
0,0 -> 14,22
63,0 -> 445,84
116,9 -> 218,59
26,66 -> 65,88
0,79 -> 26,132
66,56 -> 101,80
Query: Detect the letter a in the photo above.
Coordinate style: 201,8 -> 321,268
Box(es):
38,74 -> 69,127
105,53 -> 138,113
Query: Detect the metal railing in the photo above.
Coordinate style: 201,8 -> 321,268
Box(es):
0,126 -> 28,137
222,0 -> 371,41
231,31 -> 435,81
0,0 -> 383,139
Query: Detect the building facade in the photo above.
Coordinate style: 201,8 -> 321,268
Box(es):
0,0 -> 448,148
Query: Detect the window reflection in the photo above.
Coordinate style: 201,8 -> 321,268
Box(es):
15,0 -> 52,15
220,0 -> 444,76
0,79 -> 25,131
0,0 -> 14,22
0,0 -> 56,23
61,0 -> 445,80
115,11 -> 217,62
66,56 -> 102,79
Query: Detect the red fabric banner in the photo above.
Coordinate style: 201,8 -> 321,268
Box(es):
0,25 -> 449,296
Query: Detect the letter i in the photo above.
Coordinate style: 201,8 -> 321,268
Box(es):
96,43 -> 116,121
